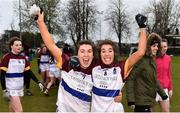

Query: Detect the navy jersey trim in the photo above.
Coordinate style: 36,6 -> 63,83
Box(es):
40,61 -> 49,63
6,73 -> 23,78
92,86 -> 120,97
61,79 -> 91,102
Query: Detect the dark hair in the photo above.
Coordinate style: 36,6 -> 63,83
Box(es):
63,44 -> 74,55
76,40 -> 96,57
146,33 -> 162,57
8,36 -> 21,51
40,45 -> 50,54
162,38 -> 168,44
97,39 -> 119,62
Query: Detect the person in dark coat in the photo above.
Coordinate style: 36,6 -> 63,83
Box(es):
126,33 -> 168,112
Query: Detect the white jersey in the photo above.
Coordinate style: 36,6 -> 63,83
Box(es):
91,65 -> 125,112
57,69 -> 93,112
40,54 -> 50,63
6,59 -> 26,90
0,52 -> 30,90
39,54 -> 50,71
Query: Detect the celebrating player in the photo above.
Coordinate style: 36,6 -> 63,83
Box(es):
91,14 -> 148,112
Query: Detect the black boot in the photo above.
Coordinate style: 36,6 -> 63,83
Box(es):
26,89 -> 33,96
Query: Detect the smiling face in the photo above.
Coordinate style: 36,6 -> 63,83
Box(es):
100,44 -> 114,65
146,33 -> 162,57
161,41 -> 168,55
11,40 -> 22,54
77,44 -> 94,69
41,46 -> 47,53
151,43 -> 159,56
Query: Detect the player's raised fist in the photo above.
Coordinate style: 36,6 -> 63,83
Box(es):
135,14 -> 147,28
29,4 -> 43,20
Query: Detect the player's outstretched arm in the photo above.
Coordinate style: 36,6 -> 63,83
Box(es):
124,14 -> 147,78
36,11 -> 62,68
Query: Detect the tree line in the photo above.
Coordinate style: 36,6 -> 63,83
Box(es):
1,0 -> 180,54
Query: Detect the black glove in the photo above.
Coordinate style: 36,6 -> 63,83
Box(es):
162,94 -> 168,100
69,56 -> 80,68
135,14 -> 147,28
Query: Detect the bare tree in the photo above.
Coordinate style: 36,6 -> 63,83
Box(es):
13,0 -> 65,40
105,0 -> 130,54
145,0 -> 180,36
61,0 -> 97,47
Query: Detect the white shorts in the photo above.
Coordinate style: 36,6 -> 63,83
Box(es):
39,63 -> 49,72
156,88 -> 169,101
49,69 -> 61,78
113,102 -> 124,112
8,89 -> 24,97
49,64 -> 61,78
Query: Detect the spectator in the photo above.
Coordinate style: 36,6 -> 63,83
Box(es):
126,33 -> 168,112
155,38 -> 173,112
